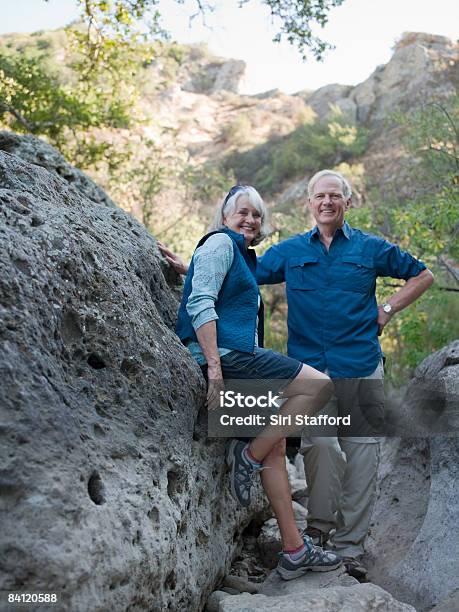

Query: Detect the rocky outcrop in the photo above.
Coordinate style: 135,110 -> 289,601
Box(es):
303,84 -> 355,122
351,32 -> 458,126
180,46 -> 245,94
296,32 -> 458,196
365,342 -> 459,610
0,134 -> 267,611
305,32 -> 458,128
0,131 -> 115,208
218,582 -> 416,611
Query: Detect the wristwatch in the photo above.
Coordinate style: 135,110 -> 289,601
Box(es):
382,302 -> 393,314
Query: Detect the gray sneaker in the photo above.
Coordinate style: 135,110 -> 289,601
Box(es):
277,536 -> 342,580
226,440 -> 263,507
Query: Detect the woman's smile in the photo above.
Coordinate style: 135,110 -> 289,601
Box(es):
223,194 -> 262,245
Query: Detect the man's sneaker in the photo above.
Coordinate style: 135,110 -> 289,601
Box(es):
277,536 -> 342,580
343,556 -> 368,580
301,526 -> 330,547
226,440 -> 263,507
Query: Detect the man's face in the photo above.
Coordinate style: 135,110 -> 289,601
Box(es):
307,176 -> 351,228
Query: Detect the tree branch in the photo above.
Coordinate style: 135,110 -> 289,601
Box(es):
0,101 -> 35,132
439,256 -> 459,283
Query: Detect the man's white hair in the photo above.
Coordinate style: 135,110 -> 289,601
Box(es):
308,170 -> 352,200
210,185 -> 270,246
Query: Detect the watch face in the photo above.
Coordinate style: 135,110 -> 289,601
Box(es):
383,304 -> 392,313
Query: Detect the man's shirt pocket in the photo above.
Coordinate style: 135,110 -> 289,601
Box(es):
286,255 -> 321,290
335,255 -> 376,293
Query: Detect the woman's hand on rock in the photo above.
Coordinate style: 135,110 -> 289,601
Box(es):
157,241 -> 189,275
206,364 -> 225,411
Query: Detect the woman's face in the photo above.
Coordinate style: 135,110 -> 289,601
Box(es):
223,195 -> 262,245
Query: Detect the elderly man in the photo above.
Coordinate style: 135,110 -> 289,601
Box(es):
255,170 -> 434,578
159,169 -> 434,579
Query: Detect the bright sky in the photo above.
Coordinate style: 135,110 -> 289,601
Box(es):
1,0 -> 458,94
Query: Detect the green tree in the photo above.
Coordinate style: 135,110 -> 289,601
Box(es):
62,0 -> 345,63
1,0 -> 347,169
348,97 -> 459,383
0,49 -> 134,167
223,110 -> 367,196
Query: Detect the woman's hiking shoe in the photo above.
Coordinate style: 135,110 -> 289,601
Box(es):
343,556 -> 368,580
226,440 -> 263,507
277,537 -> 342,580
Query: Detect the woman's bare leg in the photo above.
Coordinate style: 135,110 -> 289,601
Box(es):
250,364 -> 333,462
261,439 -> 303,550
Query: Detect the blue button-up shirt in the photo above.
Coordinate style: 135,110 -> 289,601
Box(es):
256,222 -> 426,377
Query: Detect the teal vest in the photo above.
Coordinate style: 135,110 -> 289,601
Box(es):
176,228 -> 264,353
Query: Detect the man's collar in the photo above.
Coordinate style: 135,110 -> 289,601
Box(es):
341,221 -> 351,239
309,221 -> 351,241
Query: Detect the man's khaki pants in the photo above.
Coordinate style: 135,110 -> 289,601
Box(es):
300,362 -> 384,558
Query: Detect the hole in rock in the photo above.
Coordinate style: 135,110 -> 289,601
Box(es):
31,216 -> 44,227
196,530 -> 209,546
87,471 -> 105,505
120,357 -> 140,377
164,571 -> 176,590
178,520 -> 187,535
148,507 -> 160,524
61,311 -> 82,344
94,403 -> 109,418
93,424 -> 106,438
87,353 -> 106,369
167,470 -> 182,499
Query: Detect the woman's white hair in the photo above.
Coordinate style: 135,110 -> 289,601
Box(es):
308,170 -> 352,199
209,185 -> 270,246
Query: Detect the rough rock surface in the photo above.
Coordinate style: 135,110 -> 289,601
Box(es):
302,32 -> 458,131
0,135 -> 267,611
405,339 -> 459,432
305,84 -> 355,121
0,131 -> 115,208
219,583 -> 416,611
365,342 -> 459,610
182,54 -> 246,94
259,566 -> 353,596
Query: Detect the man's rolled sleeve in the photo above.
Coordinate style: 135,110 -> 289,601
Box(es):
374,239 -> 427,280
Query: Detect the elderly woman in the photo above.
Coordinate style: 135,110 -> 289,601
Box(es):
166,185 -> 341,580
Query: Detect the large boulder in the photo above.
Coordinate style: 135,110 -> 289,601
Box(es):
0,131 -> 115,208
351,32 -> 458,126
218,583 -> 416,611
365,341 -> 459,610
0,134 -> 266,611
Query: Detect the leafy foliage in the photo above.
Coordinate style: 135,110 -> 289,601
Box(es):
64,0 -> 344,62
223,110 -> 367,195
261,0 -> 345,60
0,49 -> 135,167
2,0 -> 348,168
348,97 -> 459,383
